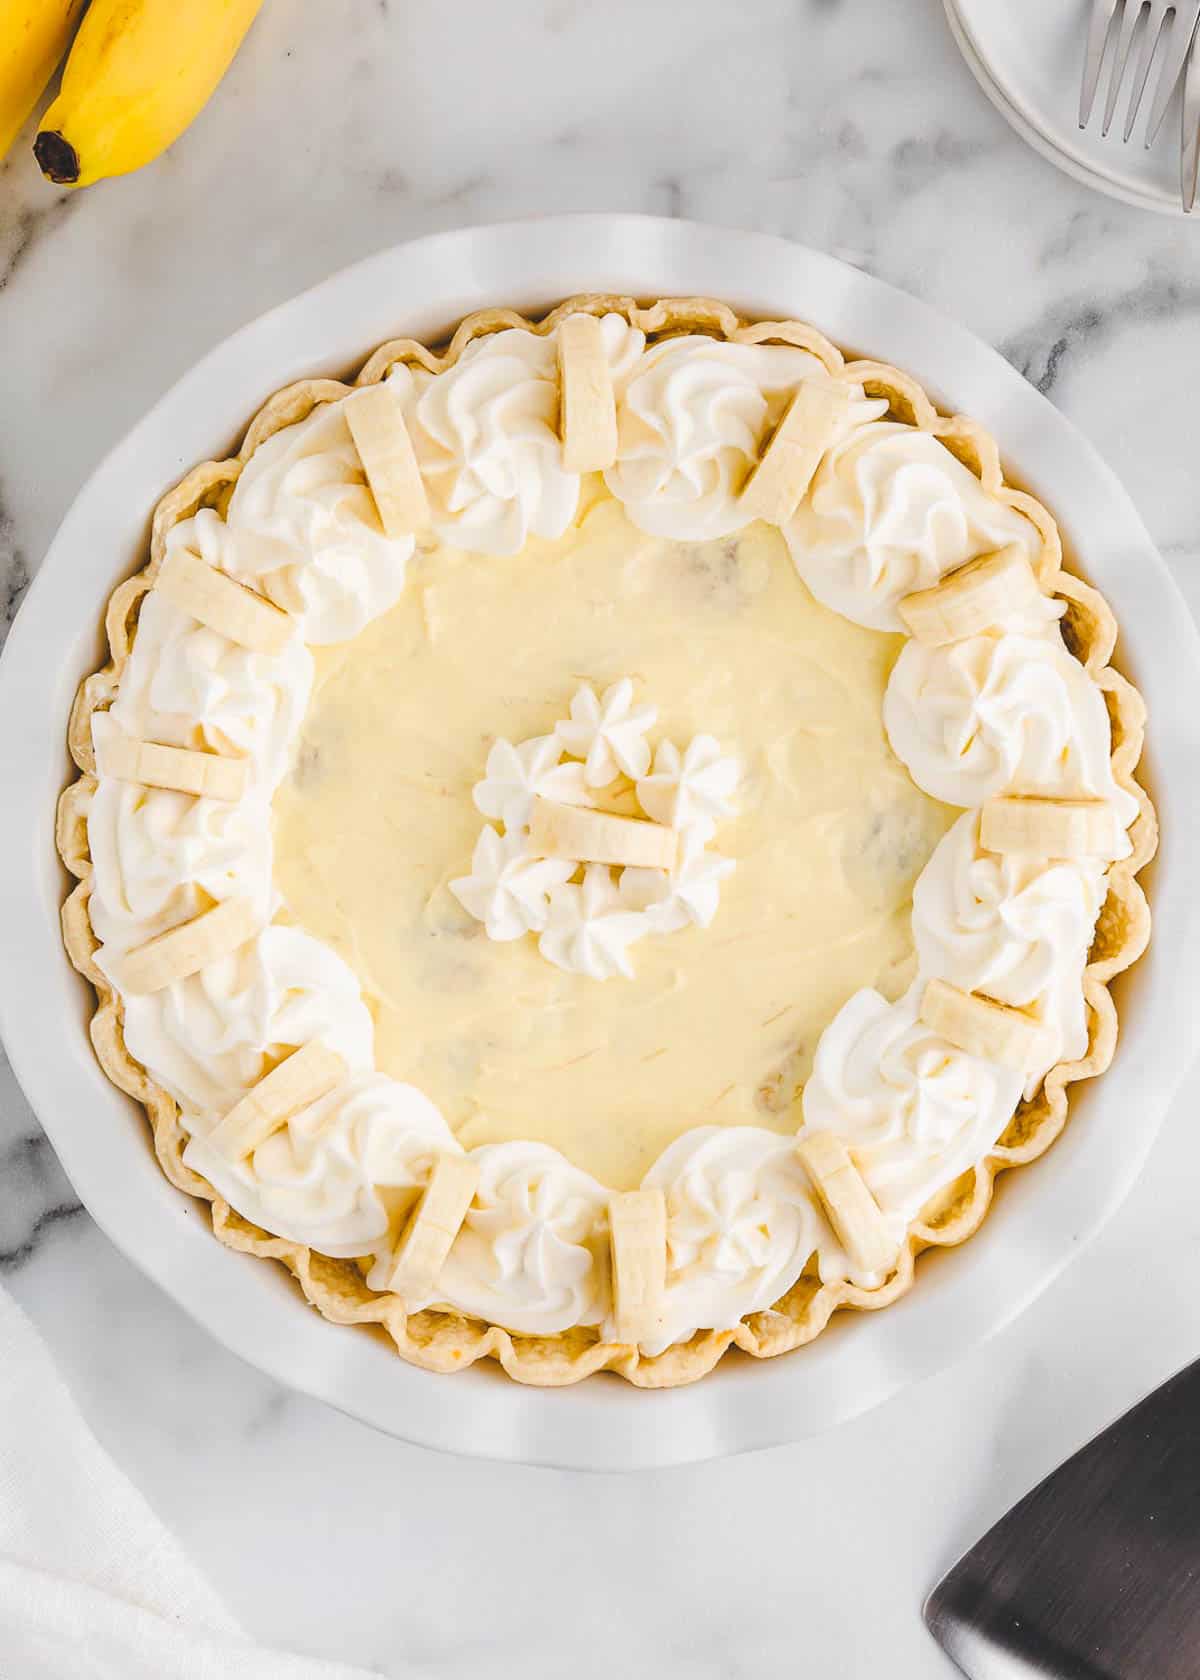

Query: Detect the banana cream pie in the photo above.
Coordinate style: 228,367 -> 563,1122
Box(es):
58,298 -> 1154,1386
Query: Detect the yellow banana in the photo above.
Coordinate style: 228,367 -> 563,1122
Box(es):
0,0 -> 86,163
34,0 -> 264,188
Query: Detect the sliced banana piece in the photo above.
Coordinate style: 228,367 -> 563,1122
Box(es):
919,978 -> 1051,1073
97,733 -> 249,802
385,1152 -> 480,1301
116,897 -> 262,995
609,1187 -> 667,1347
980,795 -> 1123,860
208,1041 -> 348,1162
897,544 -> 1041,645
157,548 -> 292,655
528,795 -> 677,870
344,382 -> 431,538
738,379 -> 850,526
797,1129 -> 898,1278
557,312 -> 618,473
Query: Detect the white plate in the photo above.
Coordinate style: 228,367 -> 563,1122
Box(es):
2,216 -> 1198,1470
946,0 -> 1199,217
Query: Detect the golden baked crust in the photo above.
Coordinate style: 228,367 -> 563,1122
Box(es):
57,297 -> 1156,1387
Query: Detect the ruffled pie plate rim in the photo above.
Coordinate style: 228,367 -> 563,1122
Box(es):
55,293 -> 1155,1390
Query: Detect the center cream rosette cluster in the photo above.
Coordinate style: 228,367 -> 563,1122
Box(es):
448,678 -> 739,981
83,311 -> 1136,1356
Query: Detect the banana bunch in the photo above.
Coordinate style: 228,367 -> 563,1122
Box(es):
0,0 -> 86,160
0,0 -> 263,185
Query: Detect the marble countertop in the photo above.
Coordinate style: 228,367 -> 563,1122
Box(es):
3,2 -> 1200,1674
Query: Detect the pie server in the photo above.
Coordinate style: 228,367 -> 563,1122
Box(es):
924,1357 -> 1200,1678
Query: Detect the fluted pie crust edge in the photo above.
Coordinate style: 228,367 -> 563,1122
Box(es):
56,296 -> 1156,1388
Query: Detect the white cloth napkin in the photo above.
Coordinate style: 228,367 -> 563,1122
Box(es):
0,1281 -> 381,1679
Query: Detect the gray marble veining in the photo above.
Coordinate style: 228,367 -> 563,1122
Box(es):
0,488 -> 29,649
1,2 -> 1199,1674
0,1045 -> 81,1272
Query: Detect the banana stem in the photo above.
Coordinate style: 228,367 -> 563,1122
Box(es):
34,129 -> 81,184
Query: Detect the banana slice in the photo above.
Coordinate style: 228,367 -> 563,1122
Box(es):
207,1041 -> 348,1162
344,382 -> 431,538
797,1129 -> 898,1278
919,978 -> 1051,1073
116,897 -> 261,995
897,544 -> 1041,645
557,312 -> 618,473
528,796 -> 678,870
609,1187 -> 667,1346
738,380 -> 850,526
97,733 -> 249,802
157,548 -> 292,655
385,1152 -> 480,1301
980,795 -> 1123,860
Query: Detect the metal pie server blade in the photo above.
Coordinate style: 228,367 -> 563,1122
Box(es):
924,1357 -> 1200,1679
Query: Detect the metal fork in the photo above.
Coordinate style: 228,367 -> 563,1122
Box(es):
1183,23 -> 1200,207
1080,0 -> 1200,148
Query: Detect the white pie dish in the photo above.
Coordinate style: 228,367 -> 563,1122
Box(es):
1,215 -> 1198,1468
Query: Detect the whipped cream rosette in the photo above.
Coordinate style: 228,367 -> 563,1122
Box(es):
214,398 -> 415,644
912,810 -> 1107,1081
389,316 -> 644,556
606,336 -> 886,541
784,420 -> 1043,631
114,925 -> 375,1123
187,1072 -> 458,1264
638,1127 -> 825,1355
884,631 -> 1142,815
58,296 -> 1153,1387
102,587 -> 313,791
429,1141 -> 612,1335
801,985 -> 1025,1237
86,737 -> 273,956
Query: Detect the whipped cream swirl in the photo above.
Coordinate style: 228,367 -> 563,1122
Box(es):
884,631 -> 1141,817
619,828 -> 735,933
472,734 -> 591,833
913,810 -> 1105,1075
802,987 -> 1023,1233
108,591 -> 312,794
555,679 -> 657,786
186,1072 -> 457,1260
636,734 -> 739,836
115,926 -> 374,1121
201,397 -> 414,645
450,827 -> 575,941
785,421 -> 1042,630
605,338 -> 881,542
86,747 -> 273,957
540,864 -> 650,980
431,1141 -> 611,1334
637,1126 -> 823,1355
392,316 -> 644,556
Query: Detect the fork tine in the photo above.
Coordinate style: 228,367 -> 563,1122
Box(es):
1103,0 -> 1149,134
1146,1 -> 1200,144
1081,0 -> 1123,126
1182,26 -> 1200,209
1123,0 -> 1171,138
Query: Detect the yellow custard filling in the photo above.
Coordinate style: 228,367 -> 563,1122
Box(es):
272,491 -> 953,1188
